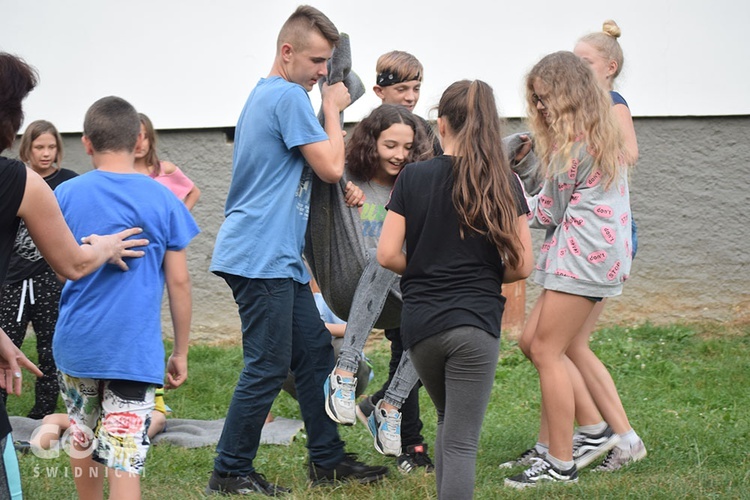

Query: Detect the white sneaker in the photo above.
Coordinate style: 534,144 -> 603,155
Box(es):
366,400 -> 401,456
594,439 -> 647,471
323,369 -> 357,425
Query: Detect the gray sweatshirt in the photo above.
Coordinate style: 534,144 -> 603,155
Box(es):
525,144 -> 632,298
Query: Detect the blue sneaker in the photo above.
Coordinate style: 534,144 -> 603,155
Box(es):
366,400 -> 402,456
324,369 -> 357,425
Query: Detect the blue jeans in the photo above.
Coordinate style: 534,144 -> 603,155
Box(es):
214,274 -> 345,475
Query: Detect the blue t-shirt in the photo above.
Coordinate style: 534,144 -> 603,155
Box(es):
53,170 -> 199,385
210,77 -> 329,282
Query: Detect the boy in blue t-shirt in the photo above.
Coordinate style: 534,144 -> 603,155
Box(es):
53,96 -> 199,499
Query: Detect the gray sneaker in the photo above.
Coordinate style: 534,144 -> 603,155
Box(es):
593,439 -> 647,471
366,400 -> 402,456
323,369 -> 357,425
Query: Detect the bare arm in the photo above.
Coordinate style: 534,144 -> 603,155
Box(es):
18,168 -> 148,280
163,249 -> 191,389
503,215 -> 535,283
298,82 -> 350,183
325,322 -> 347,338
377,211 -> 407,275
613,104 -> 639,165
183,185 -> 201,211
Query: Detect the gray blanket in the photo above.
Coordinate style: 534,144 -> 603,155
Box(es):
9,416 -> 304,448
304,33 -> 402,330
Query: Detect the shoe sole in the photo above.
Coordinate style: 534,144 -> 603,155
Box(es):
309,471 -> 388,486
574,434 -> 620,469
504,477 -> 579,489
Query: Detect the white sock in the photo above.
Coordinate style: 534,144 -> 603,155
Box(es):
546,453 -> 574,471
617,429 -> 640,448
575,421 -> 607,436
534,442 -> 549,454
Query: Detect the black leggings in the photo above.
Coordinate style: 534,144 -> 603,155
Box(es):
0,268 -> 62,418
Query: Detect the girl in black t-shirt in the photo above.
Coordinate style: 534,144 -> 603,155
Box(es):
378,80 -> 533,499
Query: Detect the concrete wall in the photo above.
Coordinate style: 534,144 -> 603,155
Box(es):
46,116 -> 750,342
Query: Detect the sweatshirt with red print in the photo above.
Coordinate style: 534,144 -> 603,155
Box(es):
525,144 -> 632,298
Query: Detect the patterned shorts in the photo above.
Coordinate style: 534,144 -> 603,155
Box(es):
57,372 -> 156,475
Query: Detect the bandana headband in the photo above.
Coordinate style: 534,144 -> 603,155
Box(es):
376,70 -> 421,87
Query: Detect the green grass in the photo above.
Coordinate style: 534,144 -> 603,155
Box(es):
8,322 -> 749,499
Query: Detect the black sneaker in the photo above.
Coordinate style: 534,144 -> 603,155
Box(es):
397,443 -> 434,474
205,470 -> 290,496
504,457 -> 578,489
308,453 -> 389,485
355,395 -> 376,426
572,425 -> 620,469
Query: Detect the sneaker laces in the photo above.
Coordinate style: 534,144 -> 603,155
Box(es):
597,448 -> 621,470
380,408 -> 400,435
524,457 -> 550,477
336,375 -> 356,400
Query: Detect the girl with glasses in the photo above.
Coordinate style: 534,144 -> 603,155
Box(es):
504,51 -> 633,488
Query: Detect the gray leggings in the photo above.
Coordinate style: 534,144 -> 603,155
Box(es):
335,255 -> 419,408
410,326 -> 500,500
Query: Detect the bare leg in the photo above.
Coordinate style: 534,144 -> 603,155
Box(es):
70,454 -> 104,500
567,301 -> 632,434
570,300 -> 607,428
528,291 -> 596,461
108,468 -> 142,500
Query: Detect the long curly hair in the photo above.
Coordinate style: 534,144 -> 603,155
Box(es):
438,80 -> 522,268
526,51 -> 624,187
346,104 -> 432,182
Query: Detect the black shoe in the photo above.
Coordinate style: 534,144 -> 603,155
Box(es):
205,470 -> 290,496
397,443 -> 434,474
504,457 -> 578,489
308,453 -> 389,485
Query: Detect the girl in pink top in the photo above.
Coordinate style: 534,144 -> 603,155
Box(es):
135,113 -> 201,209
